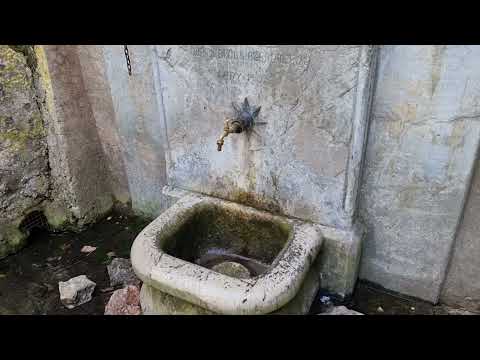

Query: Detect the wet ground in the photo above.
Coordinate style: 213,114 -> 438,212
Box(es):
1,211 -> 477,315
311,280 -> 479,315
0,212 -> 149,315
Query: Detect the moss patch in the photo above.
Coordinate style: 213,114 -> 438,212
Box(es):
0,225 -> 28,260
0,46 -> 33,93
0,113 -> 45,150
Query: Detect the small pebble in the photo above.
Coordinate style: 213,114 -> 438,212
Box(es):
410,306 -> 415,311
107,216 -> 112,221
46,256 -> 62,262
81,245 -> 97,253
0,274 -> 6,279
320,296 -> 331,304
377,306 -> 384,313
124,227 -> 129,230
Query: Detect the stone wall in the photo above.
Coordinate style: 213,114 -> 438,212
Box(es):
0,45 -> 128,259
0,45 -> 51,258
95,45 -> 480,305
102,45 -> 169,218
76,46 -> 131,206
358,45 -> 480,303
2,45 -> 480,307
40,45 -> 114,227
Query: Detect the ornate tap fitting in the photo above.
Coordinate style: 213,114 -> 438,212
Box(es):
216,98 -> 261,151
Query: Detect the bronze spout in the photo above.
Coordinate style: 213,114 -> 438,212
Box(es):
216,119 -> 243,151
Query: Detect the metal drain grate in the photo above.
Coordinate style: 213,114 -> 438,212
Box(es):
19,211 -> 50,233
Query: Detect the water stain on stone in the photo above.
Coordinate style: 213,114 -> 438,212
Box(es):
431,45 -> 446,97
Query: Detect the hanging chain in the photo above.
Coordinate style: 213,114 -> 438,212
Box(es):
124,45 -> 132,76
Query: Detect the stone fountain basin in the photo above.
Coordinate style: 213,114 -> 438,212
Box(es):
130,192 -> 324,315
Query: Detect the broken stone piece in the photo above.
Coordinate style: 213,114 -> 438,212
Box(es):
46,256 -> 62,262
81,245 -> 96,253
58,275 -> 96,309
211,261 -> 251,279
104,285 -> 141,315
319,306 -> 363,315
107,258 -> 141,287
106,251 -> 116,258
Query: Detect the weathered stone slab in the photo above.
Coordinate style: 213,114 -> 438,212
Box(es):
0,45 -> 51,258
76,46 -> 131,206
40,45 -> 114,227
359,45 -> 480,302
153,45 -> 376,228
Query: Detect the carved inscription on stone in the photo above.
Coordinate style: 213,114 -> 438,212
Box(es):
191,46 -> 312,68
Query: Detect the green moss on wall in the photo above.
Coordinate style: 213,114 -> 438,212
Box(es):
0,225 -> 28,260
0,114 -> 45,150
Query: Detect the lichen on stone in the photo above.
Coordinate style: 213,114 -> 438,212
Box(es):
0,45 -> 52,259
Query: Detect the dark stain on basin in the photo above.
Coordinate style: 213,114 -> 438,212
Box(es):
231,190 -> 283,215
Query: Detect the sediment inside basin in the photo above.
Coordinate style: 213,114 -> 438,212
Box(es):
161,204 -> 291,276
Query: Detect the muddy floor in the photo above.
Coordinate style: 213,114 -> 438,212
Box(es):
0,211 -> 477,315
310,281 -> 478,315
0,212 -> 149,315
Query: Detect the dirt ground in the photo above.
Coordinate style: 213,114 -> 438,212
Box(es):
0,212 -> 149,315
310,281 -> 478,315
